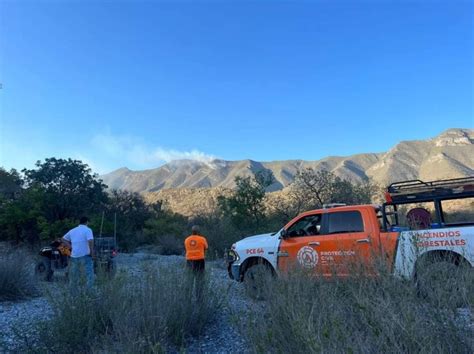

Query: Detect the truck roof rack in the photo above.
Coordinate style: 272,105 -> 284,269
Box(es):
385,177 -> 474,204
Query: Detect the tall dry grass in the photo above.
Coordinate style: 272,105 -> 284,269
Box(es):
28,265 -> 221,353
241,258 -> 473,353
0,251 -> 38,301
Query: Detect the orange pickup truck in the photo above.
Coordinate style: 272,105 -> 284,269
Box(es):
227,177 -> 474,282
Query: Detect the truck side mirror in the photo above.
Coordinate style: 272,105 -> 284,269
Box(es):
280,229 -> 288,239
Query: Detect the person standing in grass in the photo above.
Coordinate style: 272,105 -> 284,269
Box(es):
184,225 -> 208,274
62,216 -> 95,290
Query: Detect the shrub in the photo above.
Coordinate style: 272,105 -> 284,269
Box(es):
218,171 -> 274,234
111,266 -> 221,349
242,263 -> 473,353
142,211 -> 188,253
30,265 -> 221,352
152,234 -> 184,255
192,214 -> 243,259
0,251 -> 38,301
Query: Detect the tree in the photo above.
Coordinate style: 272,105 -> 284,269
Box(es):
266,184 -> 310,224
352,180 -> 382,204
22,158 -> 108,222
0,168 -> 23,200
107,189 -> 151,227
292,169 -> 336,208
292,168 -> 377,209
0,187 -> 45,243
102,189 -> 156,248
218,170 -> 274,232
143,210 -> 188,254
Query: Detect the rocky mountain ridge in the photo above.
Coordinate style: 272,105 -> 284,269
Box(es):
102,129 -> 474,194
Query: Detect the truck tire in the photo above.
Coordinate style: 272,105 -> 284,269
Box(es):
244,262 -> 273,300
415,254 -> 471,308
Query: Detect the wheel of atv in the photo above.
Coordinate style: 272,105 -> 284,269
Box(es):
244,262 -> 274,300
106,260 -> 116,277
94,259 -> 116,279
36,260 -> 54,282
415,254 -> 471,308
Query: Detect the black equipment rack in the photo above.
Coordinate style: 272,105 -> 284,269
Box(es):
382,177 -> 474,231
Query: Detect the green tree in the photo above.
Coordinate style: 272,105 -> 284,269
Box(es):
103,189 -> 160,250
0,158 -> 110,243
191,213 -> 241,258
0,187 -> 45,243
218,171 -> 274,233
0,168 -> 23,199
107,189 -> 152,230
143,210 -> 188,254
22,158 -> 108,222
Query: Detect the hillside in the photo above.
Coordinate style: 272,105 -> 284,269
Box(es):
102,128 -> 474,193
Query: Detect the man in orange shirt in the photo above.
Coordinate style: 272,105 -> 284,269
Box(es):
184,225 -> 208,274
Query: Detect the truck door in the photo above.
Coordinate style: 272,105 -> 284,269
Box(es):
319,210 -> 375,276
277,212 -> 336,276
278,209 -> 375,276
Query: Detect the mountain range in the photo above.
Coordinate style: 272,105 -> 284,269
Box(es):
101,128 -> 474,194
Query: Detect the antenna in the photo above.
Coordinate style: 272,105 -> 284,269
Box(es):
114,212 -> 117,245
99,211 -> 105,237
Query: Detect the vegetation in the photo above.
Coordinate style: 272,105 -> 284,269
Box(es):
293,168 -> 378,208
27,266 -> 220,353
0,160 -> 188,253
218,170 -> 275,234
0,168 -> 23,199
241,263 -> 473,353
0,251 -> 38,301
0,159 -> 109,244
268,168 -> 379,225
1,159 -> 472,352
22,158 -> 108,222
0,158 -> 379,256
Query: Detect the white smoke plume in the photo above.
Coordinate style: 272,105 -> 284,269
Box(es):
90,132 -> 217,170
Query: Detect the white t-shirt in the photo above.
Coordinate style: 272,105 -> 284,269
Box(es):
63,224 -> 94,258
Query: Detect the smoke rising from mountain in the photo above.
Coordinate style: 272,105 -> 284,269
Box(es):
91,132 -> 217,170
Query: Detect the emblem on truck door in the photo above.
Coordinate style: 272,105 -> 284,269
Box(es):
297,246 -> 319,268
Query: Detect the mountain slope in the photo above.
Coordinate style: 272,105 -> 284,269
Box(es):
101,128 -> 474,193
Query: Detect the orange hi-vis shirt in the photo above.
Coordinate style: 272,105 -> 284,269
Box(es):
184,235 -> 208,260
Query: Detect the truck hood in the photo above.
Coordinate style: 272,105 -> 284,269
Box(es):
236,232 -> 277,248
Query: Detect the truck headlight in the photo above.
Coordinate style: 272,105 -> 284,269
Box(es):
227,249 -> 240,262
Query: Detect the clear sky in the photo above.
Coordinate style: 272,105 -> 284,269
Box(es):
0,0 -> 473,174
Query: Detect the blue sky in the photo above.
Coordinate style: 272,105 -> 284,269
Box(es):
0,0 -> 472,174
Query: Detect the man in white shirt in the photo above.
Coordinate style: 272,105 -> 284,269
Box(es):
63,216 -> 95,289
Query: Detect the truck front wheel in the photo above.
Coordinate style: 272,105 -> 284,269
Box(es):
244,262 -> 274,300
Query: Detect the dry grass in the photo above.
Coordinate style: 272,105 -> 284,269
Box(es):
27,265 -> 221,353
0,251 -> 38,301
241,260 -> 473,353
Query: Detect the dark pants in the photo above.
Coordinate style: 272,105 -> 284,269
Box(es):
187,259 -> 205,299
187,259 -> 205,274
